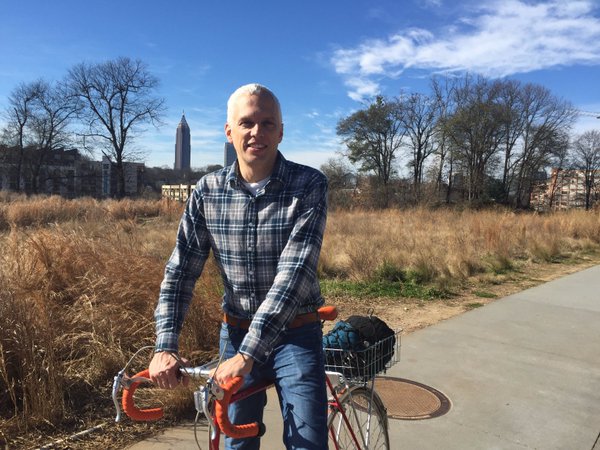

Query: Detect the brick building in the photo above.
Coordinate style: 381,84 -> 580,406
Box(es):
0,146 -> 144,198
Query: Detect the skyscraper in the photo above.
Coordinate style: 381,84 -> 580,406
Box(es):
224,142 -> 236,166
174,113 -> 191,170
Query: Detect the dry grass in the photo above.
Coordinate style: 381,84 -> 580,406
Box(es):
319,208 -> 600,287
1,197 -> 599,448
0,197 -> 220,448
0,195 -> 183,230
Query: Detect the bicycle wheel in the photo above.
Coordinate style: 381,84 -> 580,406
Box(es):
327,385 -> 390,450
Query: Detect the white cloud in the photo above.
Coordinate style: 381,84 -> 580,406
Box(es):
332,0 -> 600,100
572,103 -> 600,134
346,77 -> 381,101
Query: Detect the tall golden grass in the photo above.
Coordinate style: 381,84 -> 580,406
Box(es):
0,194 -> 182,230
0,197 -> 221,444
319,208 -> 600,285
1,196 -> 599,445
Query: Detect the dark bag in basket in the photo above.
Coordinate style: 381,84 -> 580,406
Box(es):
323,315 -> 395,379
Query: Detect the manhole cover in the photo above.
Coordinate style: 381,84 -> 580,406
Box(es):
375,377 -> 451,420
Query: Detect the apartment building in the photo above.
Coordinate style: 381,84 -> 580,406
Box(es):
531,168 -> 600,210
0,146 -> 144,198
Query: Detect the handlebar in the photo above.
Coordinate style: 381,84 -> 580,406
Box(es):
121,369 -> 265,439
121,369 -> 164,421
214,377 -> 265,439
113,306 -> 338,438
118,367 -> 265,438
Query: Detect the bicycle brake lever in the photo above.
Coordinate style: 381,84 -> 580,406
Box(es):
210,379 -> 225,400
199,381 -> 220,436
112,369 -> 125,422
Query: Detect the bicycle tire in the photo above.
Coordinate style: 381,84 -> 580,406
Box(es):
327,385 -> 390,450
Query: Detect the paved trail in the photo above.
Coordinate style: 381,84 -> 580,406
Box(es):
127,265 -> 600,450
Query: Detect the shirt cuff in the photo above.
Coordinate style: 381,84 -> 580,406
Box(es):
155,332 -> 180,353
239,331 -> 271,365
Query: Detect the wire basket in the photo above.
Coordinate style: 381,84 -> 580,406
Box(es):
323,331 -> 401,382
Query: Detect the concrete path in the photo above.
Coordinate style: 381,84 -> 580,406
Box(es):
127,265 -> 600,449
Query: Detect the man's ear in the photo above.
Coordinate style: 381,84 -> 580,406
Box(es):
225,123 -> 233,143
278,123 -> 284,143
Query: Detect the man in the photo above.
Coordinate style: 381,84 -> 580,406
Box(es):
149,83 -> 329,449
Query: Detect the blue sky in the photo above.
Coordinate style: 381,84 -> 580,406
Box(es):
1,0 -> 599,171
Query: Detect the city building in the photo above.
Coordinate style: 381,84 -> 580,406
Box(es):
174,113 -> 191,171
101,156 -> 145,197
224,142 -> 236,166
0,146 -> 144,198
161,142 -> 235,202
531,168 -> 600,210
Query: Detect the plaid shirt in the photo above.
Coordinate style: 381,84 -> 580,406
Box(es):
154,152 -> 328,363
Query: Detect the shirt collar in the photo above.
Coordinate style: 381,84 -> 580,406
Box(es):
226,151 -> 288,191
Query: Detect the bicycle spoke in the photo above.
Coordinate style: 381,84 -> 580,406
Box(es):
328,386 -> 389,450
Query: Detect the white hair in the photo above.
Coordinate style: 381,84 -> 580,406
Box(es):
226,83 -> 282,124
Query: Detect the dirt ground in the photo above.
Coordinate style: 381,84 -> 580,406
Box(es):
327,256 -> 600,335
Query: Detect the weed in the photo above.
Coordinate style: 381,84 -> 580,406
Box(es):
373,260 -> 405,282
320,279 -> 449,300
465,302 -> 484,310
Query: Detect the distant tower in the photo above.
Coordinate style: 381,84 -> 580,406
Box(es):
174,113 -> 191,170
224,142 -> 236,166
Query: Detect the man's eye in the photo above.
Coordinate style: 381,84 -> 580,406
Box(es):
240,121 -> 253,128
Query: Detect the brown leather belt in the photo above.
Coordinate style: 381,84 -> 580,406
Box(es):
223,311 -> 319,330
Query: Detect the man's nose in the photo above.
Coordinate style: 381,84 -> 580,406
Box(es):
250,123 -> 264,136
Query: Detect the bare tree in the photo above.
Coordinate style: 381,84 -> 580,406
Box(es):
320,158 -> 356,209
398,92 -> 439,202
320,158 -> 355,190
336,96 -> 406,206
511,84 -> 576,208
67,57 -> 165,197
442,76 -> 506,203
495,79 -> 527,204
26,80 -> 77,193
572,130 -> 600,210
430,77 -> 456,204
2,82 -> 39,191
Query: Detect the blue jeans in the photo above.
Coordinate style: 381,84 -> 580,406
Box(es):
219,321 -> 328,450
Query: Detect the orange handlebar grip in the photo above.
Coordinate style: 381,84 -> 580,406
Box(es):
122,369 -> 164,422
214,377 -> 264,439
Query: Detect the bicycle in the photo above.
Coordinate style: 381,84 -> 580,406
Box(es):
112,306 -> 401,449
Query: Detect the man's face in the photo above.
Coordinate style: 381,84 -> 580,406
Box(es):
225,93 -> 283,180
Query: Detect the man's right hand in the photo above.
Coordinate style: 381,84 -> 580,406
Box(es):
149,351 -> 189,389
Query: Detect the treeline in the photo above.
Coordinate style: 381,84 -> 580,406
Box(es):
323,74 -> 600,210
1,57 -> 164,198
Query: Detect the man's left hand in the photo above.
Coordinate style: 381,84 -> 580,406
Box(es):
211,352 -> 254,385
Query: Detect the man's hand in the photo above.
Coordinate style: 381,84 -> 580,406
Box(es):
149,351 -> 189,389
211,353 -> 254,385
